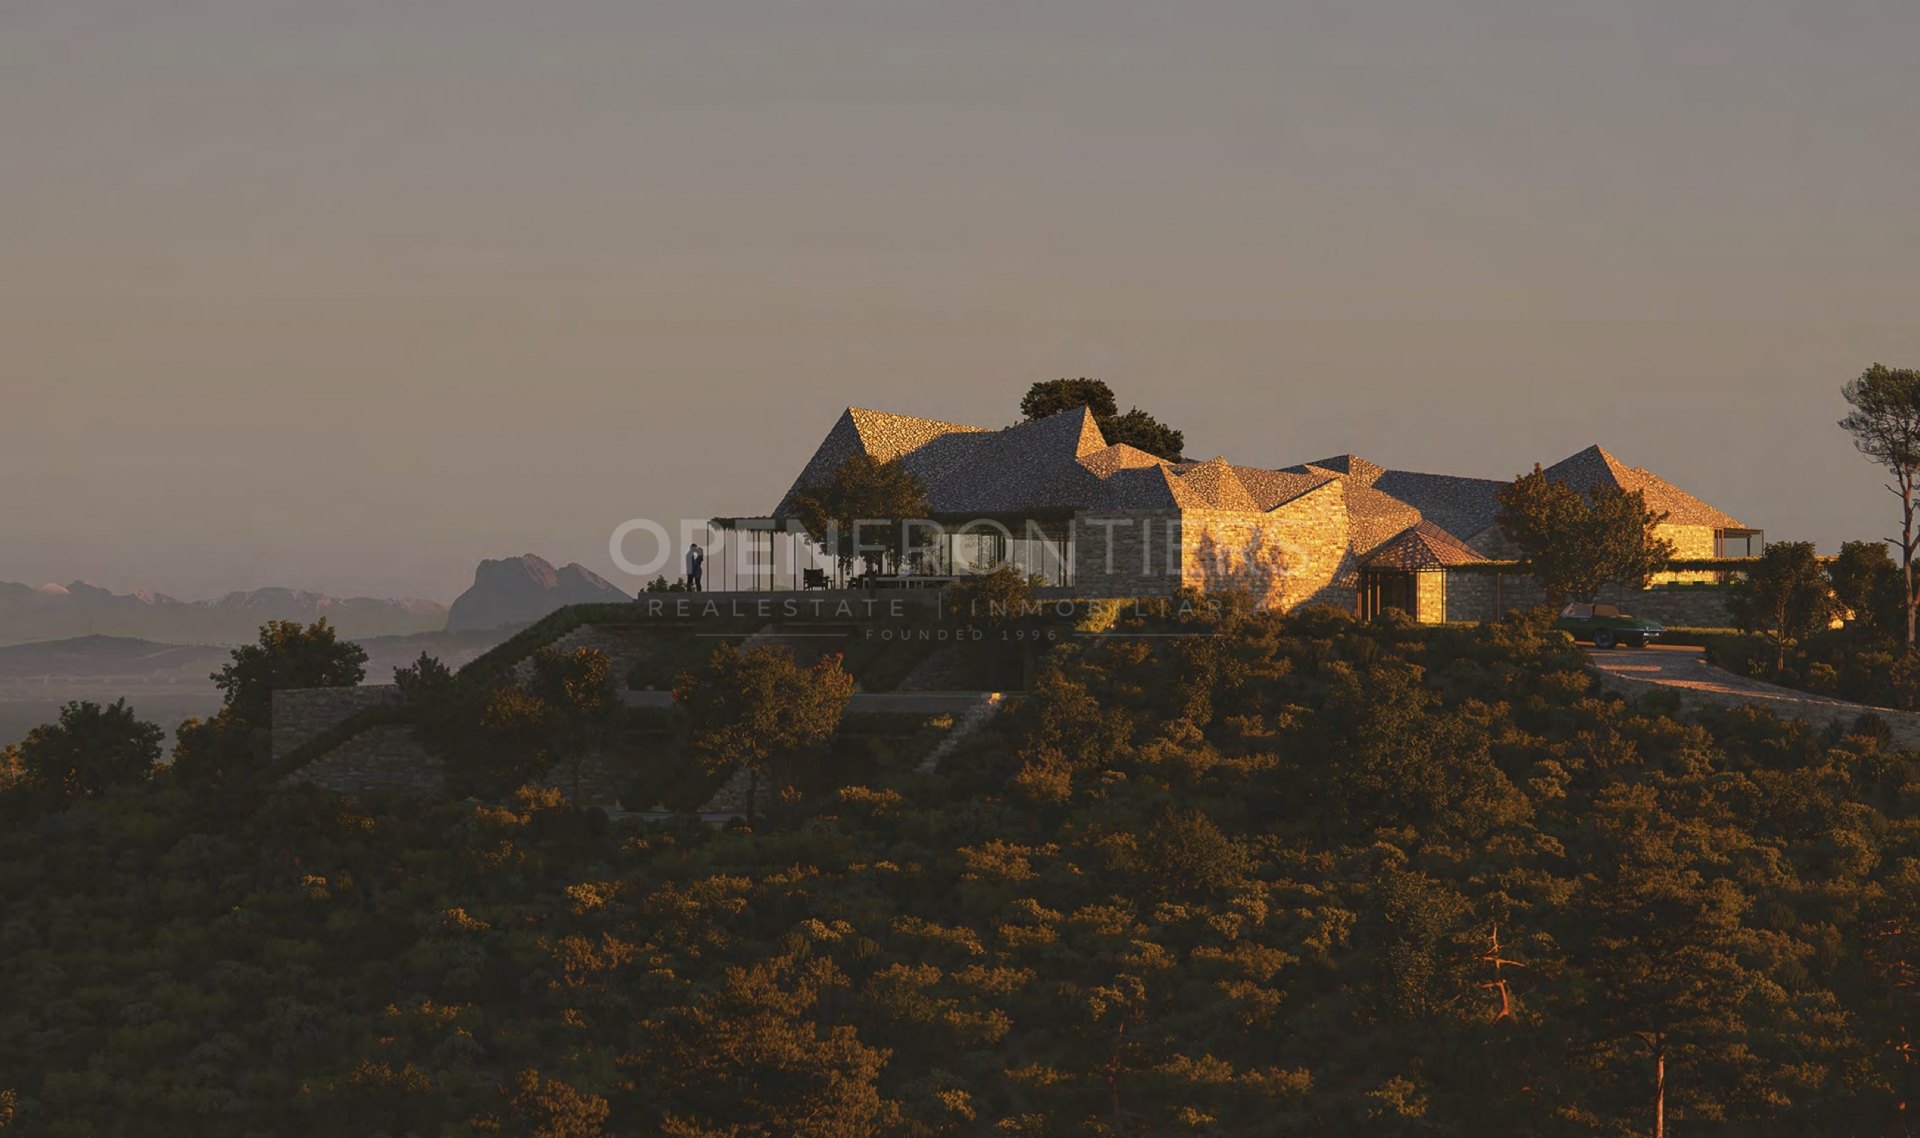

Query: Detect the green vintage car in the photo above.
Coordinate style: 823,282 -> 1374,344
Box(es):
1554,602 -> 1664,649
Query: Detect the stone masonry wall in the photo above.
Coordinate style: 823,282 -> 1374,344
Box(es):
1414,570 -> 1449,623
272,685 -> 403,759
514,622 -> 682,685
1443,570 -> 1733,627
1071,484 -> 1355,612
1653,524 -> 1719,585
278,720 -> 658,806
281,725 -> 446,795
1071,509 -> 1183,598
1182,481 -> 1354,612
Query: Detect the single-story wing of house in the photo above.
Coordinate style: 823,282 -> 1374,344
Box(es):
770,405 -> 1760,624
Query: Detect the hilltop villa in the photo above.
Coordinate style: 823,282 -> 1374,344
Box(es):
768,405 -> 1761,624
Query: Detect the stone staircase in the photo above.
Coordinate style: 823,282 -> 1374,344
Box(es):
917,692 -> 1006,773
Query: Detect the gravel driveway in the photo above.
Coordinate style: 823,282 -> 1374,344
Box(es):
1588,644 -> 1920,748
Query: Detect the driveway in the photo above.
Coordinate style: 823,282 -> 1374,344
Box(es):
1587,644 -> 1920,747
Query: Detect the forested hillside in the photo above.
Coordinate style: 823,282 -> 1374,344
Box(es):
3,606 -> 1917,1135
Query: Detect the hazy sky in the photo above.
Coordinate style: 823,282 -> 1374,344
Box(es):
4,0 -> 1917,601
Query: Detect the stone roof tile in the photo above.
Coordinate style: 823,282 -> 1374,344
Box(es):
1304,454 -> 1387,486
1174,457 -> 1260,511
1544,445 -> 1745,529
772,407 -> 1748,556
1233,466 -> 1333,511
1366,521 -> 1489,570
1368,470 -> 1507,544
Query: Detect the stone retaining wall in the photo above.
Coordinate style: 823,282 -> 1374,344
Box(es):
1443,571 -> 1733,627
277,721 -> 663,806
271,685 -> 402,758
515,623 -> 682,685
535,746 -> 644,805
280,725 -> 445,795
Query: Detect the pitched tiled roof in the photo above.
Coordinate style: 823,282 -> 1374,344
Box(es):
932,408 -> 1106,514
1345,484 -> 1427,556
1172,457 -> 1259,511
772,408 -> 1749,558
1232,466 -> 1333,511
1366,521 -> 1489,570
1080,443 -> 1168,479
774,408 -> 988,516
1090,463 -> 1188,510
848,406 -> 987,463
1368,470 -> 1508,544
776,406 -> 1110,517
1303,454 -> 1387,486
1544,445 -> 1745,529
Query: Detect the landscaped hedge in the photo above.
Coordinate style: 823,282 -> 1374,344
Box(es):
1705,627 -> 1920,710
1652,626 -> 1743,648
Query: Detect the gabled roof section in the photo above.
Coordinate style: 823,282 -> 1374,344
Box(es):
1346,483 -> 1426,556
1303,454 -> 1387,486
773,404 -> 1749,549
774,407 -> 988,515
1091,463 -> 1188,510
1173,457 -> 1259,511
773,409 -> 867,517
1234,466 -> 1335,512
1544,445 -> 1745,529
1368,469 -> 1507,545
1366,521 -> 1488,571
1079,442 -> 1167,479
846,406 -> 987,463
932,407 -> 1105,513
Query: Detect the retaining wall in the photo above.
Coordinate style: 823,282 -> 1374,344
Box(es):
1443,572 -> 1733,627
271,685 -> 402,757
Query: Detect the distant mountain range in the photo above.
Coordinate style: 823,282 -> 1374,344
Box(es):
0,553 -> 636,648
0,628 -> 515,747
0,580 -> 447,647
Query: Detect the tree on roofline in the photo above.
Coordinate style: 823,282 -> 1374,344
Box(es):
1020,377 -> 1187,462
1496,465 -> 1675,604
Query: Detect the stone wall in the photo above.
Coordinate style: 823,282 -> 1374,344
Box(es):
277,718 -> 666,806
1071,485 -> 1356,612
515,622 -> 683,685
697,765 -> 774,818
1442,570 -> 1734,627
1181,482 -> 1355,611
280,725 -> 445,795
1414,570 -> 1448,623
1071,509 -> 1183,598
1653,524 -> 1719,585
271,685 -> 402,759
535,745 -> 647,805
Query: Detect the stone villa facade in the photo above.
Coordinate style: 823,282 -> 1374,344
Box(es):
773,405 -> 1761,624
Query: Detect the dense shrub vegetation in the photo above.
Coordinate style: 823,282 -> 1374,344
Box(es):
1708,625 -> 1920,710
4,606 -> 1920,1135
1704,538 -> 1920,709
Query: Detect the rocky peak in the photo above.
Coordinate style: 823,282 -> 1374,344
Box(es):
445,554 -> 627,632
